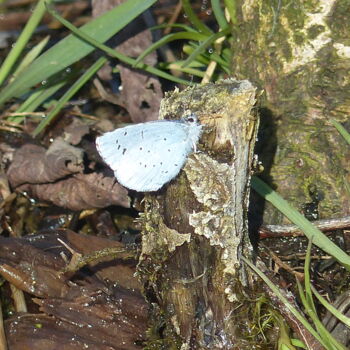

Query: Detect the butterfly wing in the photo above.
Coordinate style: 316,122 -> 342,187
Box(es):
96,120 -> 196,191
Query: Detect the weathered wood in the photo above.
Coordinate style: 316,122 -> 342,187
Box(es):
138,79 -> 258,349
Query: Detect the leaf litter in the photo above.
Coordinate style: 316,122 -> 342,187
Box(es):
0,0 -> 172,348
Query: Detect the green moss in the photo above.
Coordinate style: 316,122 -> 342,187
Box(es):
284,1 -> 306,29
293,31 -> 306,46
307,24 -> 325,39
231,0 -> 350,223
328,0 -> 350,38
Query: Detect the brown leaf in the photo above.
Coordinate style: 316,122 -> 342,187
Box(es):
119,66 -> 163,123
63,119 -> 90,145
92,0 -> 163,123
7,139 -> 84,187
18,173 -> 130,210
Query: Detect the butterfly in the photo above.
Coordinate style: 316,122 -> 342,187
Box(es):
96,114 -> 202,192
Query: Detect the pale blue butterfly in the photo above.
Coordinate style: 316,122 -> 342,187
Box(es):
96,114 -> 202,192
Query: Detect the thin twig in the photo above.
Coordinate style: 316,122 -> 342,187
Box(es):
260,216 -> 350,238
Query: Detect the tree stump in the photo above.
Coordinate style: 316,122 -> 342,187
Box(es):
138,79 -> 258,349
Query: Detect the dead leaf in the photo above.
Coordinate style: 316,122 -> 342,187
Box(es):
7,139 -> 84,187
18,173 -> 130,210
92,0 -> 163,123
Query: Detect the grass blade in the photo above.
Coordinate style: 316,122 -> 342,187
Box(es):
181,27 -> 230,67
211,0 -> 228,28
331,119 -> 350,146
161,62 -> 206,77
223,0 -> 237,24
134,31 -> 208,66
43,7 -> 192,85
311,285 -> 350,328
242,257 -> 327,348
296,279 -> 346,350
0,0 -> 157,105
0,0 -> 51,86
181,0 -> 213,35
251,176 -> 350,270
10,36 -> 50,81
9,81 -> 66,124
32,57 -> 107,137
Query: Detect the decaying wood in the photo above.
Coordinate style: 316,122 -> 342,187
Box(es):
0,230 -> 147,349
138,79 -> 258,349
